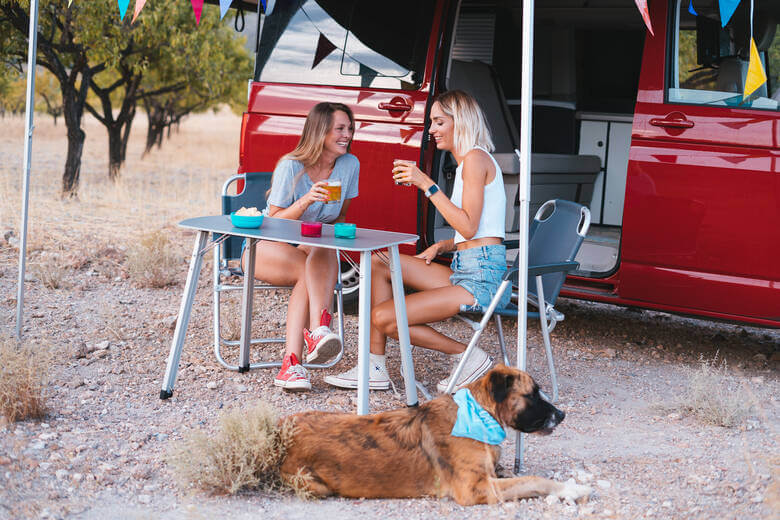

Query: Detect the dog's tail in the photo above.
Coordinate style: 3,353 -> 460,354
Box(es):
166,400 -> 294,495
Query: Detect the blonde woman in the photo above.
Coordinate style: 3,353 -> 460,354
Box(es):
326,90 -> 509,393
243,102 -> 358,391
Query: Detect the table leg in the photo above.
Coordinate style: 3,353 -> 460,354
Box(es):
388,245 -> 418,407
160,231 -> 209,399
238,238 -> 257,372
356,250 -> 372,415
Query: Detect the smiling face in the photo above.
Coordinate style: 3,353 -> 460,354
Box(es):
322,110 -> 354,158
428,101 -> 455,152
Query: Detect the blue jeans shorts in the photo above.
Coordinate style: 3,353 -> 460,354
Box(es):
449,244 -> 511,311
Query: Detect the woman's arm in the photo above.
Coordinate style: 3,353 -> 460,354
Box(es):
414,237 -> 455,264
394,149 -> 491,240
267,180 -> 329,220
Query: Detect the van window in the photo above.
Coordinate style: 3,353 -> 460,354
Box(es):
669,0 -> 779,110
255,0 -> 435,90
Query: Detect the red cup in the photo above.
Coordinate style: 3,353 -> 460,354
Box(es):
301,221 -> 322,237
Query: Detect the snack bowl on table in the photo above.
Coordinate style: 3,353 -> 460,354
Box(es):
230,212 -> 264,229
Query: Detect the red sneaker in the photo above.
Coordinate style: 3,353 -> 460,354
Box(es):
304,309 -> 341,363
273,352 -> 311,391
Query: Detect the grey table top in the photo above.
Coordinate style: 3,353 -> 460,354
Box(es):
180,215 -> 419,252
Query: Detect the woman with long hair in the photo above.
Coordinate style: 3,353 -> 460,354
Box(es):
243,102 -> 358,391
325,90 -> 509,393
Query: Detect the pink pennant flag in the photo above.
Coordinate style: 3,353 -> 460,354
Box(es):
634,0 -> 654,36
131,0 -> 147,23
191,0 -> 204,25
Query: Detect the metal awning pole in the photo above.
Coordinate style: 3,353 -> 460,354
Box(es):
514,0 -> 534,475
15,0 -> 41,340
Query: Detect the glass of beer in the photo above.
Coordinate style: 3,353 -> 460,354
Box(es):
325,180 -> 342,204
393,159 -> 413,186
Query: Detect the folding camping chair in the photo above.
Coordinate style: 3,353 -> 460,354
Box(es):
213,172 -> 345,371
446,199 -> 591,402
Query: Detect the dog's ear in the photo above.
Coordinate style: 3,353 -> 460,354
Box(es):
489,370 -> 516,403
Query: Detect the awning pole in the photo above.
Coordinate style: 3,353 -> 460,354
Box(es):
15,0 -> 40,340
514,0 -> 534,475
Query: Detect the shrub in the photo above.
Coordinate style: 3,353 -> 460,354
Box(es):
125,230 -> 180,288
29,260 -> 66,290
0,338 -> 49,422
167,401 -> 298,495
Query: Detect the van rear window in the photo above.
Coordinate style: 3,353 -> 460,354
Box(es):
255,0 -> 435,90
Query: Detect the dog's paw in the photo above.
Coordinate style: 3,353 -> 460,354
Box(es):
549,478 -> 593,504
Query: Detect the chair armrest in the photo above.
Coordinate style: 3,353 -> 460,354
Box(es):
503,239 -> 519,250
527,261 -> 579,276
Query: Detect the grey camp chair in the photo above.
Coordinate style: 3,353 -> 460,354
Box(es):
445,199 -> 591,402
213,172 -> 345,372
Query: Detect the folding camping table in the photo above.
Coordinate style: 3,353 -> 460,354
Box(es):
159,215 -> 419,414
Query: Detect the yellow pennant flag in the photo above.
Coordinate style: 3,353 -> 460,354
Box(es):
744,38 -> 767,99
68,0 -> 73,6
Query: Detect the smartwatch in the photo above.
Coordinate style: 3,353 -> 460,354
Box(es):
424,183 -> 440,198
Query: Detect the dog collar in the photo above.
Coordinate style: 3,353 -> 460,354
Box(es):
450,388 -> 506,445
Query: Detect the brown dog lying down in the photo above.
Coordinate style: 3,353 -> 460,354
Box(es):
280,365 -> 592,505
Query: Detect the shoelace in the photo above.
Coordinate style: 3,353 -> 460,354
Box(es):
287,363 -> 308,379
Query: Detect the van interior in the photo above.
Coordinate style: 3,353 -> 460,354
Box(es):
431,0 -> 648,278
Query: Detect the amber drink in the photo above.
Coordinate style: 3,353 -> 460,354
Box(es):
325,180 -> 342,204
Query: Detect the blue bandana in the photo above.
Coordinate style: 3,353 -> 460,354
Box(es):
450,388 -> 506,445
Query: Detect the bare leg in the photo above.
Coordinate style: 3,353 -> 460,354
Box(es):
243,241 -> 309,358
370,253 -> 473,355
300,246 -> 339,330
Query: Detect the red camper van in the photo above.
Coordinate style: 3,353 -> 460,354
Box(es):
234,0 -> 779,327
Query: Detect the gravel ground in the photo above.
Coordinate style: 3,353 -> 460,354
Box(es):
0,240 -> 777,520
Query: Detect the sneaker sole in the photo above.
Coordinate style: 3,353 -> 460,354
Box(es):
274,378 -> 312,391
437,355 -> 493,393
323,375 -> 391,390
306,334 -> 341,364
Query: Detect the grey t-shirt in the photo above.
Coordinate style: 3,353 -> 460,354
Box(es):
266,154 -> 360,223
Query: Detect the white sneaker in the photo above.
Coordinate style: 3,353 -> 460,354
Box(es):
324,362 -> 391,390
437,346 -> 492,393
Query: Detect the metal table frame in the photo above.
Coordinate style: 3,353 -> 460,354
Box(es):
159,215 -> 419,414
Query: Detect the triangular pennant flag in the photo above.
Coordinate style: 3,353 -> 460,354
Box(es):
359,63 -> 378,88
219,0 -> 231,19
744,37 -> 767,99
191,0 -> 204,24
633,0 -> 654,36
688,0 -> 697,16
131,0 -> 147,23
312,33 -> 337,69
68,0 -> 73,7
118,0 -> 130,20
719,0 -> 740,27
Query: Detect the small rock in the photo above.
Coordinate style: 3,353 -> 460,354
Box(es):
39,432 -> 57,441
94,341 -> 110,351
30,441 -> 46,450
72,473 -> 83,482
236,384 -> 248,392
138,494 -> 152,505
162,316 -> 177,329
662,500 -> 672,508
751,494 -> 763,503
751,376 -> 764,384
576,469 -> 594,483
93,350 -> 108,358
55,469 -> 69,480
667,413 -> 681,420
155,433 -> 169,442
745,419 -> 760,431
206,381 -> 219,390
72,343 -> 89,359
596,479 -> 611,489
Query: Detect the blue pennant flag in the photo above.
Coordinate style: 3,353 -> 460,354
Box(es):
719,0 -> 740,27
219,0 -> 231,19
688,0 -> 697,16
117,0 -> 130,20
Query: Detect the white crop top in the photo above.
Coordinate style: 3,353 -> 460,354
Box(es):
450,146 -> 506,244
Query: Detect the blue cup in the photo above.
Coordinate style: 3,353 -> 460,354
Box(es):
334,222 -> 356,239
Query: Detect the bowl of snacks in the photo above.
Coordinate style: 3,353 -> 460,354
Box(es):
230,206 -> 264,228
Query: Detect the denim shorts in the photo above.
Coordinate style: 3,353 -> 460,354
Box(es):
449,244 -> 511,311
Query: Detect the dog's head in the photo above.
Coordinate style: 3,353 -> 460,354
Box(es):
471,365 -> 565,435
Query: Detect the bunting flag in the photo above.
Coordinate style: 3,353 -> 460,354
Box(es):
68,0 -> 73,7
744,37 -> 767,99
191,0 -> 204,24
131,0 -> 146,23
719,0 -> 740,27
312,33 -> 337,69
688,0 -> 697,16
359,63 -> 377,88
219,0 -> 231,19
633,0 -> 654,36
117,0 -> 130,20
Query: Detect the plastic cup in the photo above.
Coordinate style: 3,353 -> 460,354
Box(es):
334,222 -> 356,239
325,180 -> 342,204
301,221 -> 322,237
393,159 -> 413,186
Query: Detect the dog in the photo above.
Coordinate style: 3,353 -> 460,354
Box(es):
279,364 -> 592,505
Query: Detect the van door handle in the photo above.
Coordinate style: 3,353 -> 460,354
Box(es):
378,101 -> 412,112
650,114 -> 694,129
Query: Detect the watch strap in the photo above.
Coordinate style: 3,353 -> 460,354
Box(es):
425,183 -> 440,198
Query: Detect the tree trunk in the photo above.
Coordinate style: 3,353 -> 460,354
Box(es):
58,66 -> 93,198
107,123 -> 123,181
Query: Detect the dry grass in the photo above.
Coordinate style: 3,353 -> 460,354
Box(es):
0,337 -> 49,423
125,230 -> 181,288
658,355 -> 755,428
167,401 -> 298,496
28,259 -> 67,290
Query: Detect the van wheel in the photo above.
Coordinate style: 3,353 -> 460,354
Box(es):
340,262 -> 360,314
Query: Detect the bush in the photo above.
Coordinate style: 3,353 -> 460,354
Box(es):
680,356 -> 754,428
0,338 -> 49,423
125,230 -> 180,288
167,401 -> 297,495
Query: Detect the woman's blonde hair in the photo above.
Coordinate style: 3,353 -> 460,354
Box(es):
435,90 -> 494,156
282,102 -> 355,167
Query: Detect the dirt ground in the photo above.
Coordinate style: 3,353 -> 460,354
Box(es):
0,112 -> 778,520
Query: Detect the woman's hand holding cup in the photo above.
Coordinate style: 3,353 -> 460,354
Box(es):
304,181 -> 330,205
392,159 -> 430,188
